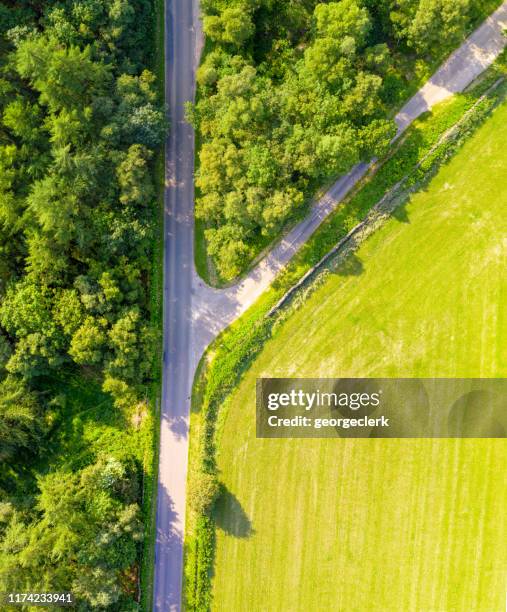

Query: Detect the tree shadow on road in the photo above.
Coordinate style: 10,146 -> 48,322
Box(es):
154,485 -> 184,610
214,484 -> 254,539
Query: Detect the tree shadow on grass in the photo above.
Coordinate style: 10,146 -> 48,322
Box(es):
334,251 -> 364,276
214,484 -> 254,539
391,199 -> 411,223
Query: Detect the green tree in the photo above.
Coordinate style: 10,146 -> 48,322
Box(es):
203,7 -> 254,46
0,377 -> 38,464
316,127 -> 360,178
27,174 -> 81,246
221,7 -> 255,45
0,280 -> 65,376
102,375 -> 138,409
69,316 -> 107,366
53,289 -> 83,337
117,144 -> 154,206
314,0 -> 371,43
188,471 -> 219,515
0,145 -> 22,233
15,36 -> 111,112
106,306 -> 152,382
0,460 -> 142,606
115,71 -> 166,147
205,225 -> 251,281
3,99 -> 44,144
408,0 -> 470,54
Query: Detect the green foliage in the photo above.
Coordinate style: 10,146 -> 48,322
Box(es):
0,376 -> 39,466
388,0 -> 471,53
69,316 -> 107,365
186,516 -> 214,611
117,145 -> 155,206
0,0 -> 163,607
188,471 -> 219,515
15,36 -> 111,113
0,281 -> 66,376
194,0 -> 402,280
195,0 -> 502,282
205,225 -> 252,280
0,458 -> 143,609
204,7 -> 255,46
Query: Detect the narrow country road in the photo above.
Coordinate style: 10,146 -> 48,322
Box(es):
153,0 -> 202,610
153,3 -> 507,610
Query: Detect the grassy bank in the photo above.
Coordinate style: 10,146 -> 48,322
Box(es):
183,53 -> 507,610
139,0 -> 166,608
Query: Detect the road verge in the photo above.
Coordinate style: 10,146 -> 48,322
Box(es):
139,0 -> 166,608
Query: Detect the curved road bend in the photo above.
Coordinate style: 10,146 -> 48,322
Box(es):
154,2 -> 507,610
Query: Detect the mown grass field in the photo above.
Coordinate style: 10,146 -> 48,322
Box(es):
210,98 -> 507,611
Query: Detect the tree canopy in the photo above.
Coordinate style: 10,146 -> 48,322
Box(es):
0,0 -> 163,607
193,0 -> 494,279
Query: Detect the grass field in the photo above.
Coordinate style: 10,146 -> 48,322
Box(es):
210,98 -> 507,610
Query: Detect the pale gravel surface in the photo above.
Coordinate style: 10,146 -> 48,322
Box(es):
153,3 -> 507,610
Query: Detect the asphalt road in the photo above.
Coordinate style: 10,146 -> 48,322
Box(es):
153,0 -> 202,610
153,3 -> 507,610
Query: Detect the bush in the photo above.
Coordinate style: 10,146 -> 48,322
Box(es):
188,470 -> 220,515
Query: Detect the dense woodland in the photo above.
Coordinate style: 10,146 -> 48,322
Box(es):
192,0 -> 498,279
0,0 -> 163,608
